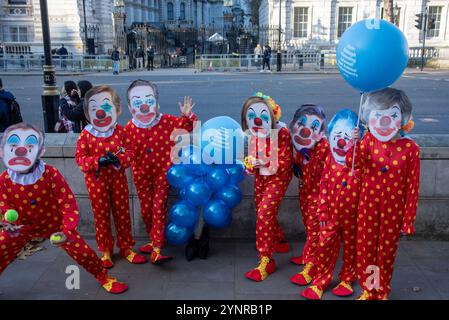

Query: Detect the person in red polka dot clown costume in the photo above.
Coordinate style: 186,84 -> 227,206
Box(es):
75,85 -> 147,269
300,109 -> 362,300
289,104 -> 329,286
241,92 -> 293,282
347,87 -> 420,300
124,79 -> 197,264
0,123 -> 128,294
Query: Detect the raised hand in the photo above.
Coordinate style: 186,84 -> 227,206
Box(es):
178,96 -> 195,117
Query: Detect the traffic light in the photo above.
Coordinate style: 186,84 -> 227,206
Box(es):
415,13 -> 423,29
428,16 -> 436,30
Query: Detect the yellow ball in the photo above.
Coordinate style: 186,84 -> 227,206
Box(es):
50,234 -> 62,242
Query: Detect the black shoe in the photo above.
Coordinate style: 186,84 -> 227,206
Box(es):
198,226 -> 210,260
185,237 -> 199,261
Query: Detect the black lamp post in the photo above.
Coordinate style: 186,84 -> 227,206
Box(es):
82,0 -> 88,54
39,0 -> 59,133
277,0 -> 282,72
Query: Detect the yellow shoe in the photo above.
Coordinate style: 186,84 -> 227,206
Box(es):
98,275 -> 128,294
245,256 -> 276,282
332,281 -> 354,297
101,251 -> 114,269
290,262 -> 315,286
301,285 -> 324,300
119,248 -> 147,264
356,290 -> 371,300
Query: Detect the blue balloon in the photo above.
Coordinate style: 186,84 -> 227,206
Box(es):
214,184 -> 242,208
226,161 -> 245,185
205,167 -> 230,191
169,200 -> 197,228
201,116 -> 245,165
166,222 -> 193,245
166,165 -> 194,189
179,187 -> 187,200
185,179 -> 212,206
179,145 -> 210,176
203,199 -> 232,229
336,19 -> 408,93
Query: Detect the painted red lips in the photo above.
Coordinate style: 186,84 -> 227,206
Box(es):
93,117 -> 113,127
137,112 -> 155,123
294,135 -> 311,146
333,147 -> 347,157
374,127 -> 396,137
8,157 -> 32,166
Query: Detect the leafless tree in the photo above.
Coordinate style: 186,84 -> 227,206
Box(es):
383,0 -> 395,23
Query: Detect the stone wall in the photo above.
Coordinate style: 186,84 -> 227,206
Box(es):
2,133 -> 449,239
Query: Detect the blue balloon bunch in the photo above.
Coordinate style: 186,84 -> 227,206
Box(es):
166,117 -> 245,244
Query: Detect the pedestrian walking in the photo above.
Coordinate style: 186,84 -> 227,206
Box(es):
111,47 -> 121,75
0,78 -> 22,132
254,44 -> 262,67
147,45 -> 155,71
57,44 -> 69,69
135,46 -> 145,70
61,80 -> 92,133
262,44 -> 272,72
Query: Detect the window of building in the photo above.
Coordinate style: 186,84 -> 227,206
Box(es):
167,2 -> 174,20
8,26 -> 28,42
180,3 -> 186,20
337,7 -> 353,38
427,6 -> 443,38
293,7 -> 308,38
8,0 -> 27,4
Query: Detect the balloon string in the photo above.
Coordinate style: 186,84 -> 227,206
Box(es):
351,92 -> 364,175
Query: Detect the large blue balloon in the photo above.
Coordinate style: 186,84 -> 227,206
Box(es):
185,179 -> 212,206
201,116 -> 245,165
205,167 -> 230,191
166,222 -> 193,245
169,200 -> 197,228
214,184 -> 242,208
167,165 -> 194,189
226,161 -> 245,185
336,19 -> 408,93
179,145 -> 210,176
203,199 -> 232,229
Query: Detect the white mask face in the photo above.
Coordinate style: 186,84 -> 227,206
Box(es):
368,106 -> 402,142
291,114 -> 324,150
87,92 -> 118,132
246,102 -> 272,138
2,128 -> 40,173
129,85 -> 158,126
329,121 -> 353,165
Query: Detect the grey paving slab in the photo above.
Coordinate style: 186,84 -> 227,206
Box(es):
412,258 -> 449,299
165,281 -> 235,300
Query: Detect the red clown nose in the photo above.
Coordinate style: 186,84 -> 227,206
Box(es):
300,127 -> 311,138
254,117 -> 262,126
96,109 -> 106,119
380,116 -> 391,127
15,147 -> 27,156
337,139 -> 346,148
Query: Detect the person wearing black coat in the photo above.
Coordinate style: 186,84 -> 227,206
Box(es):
60,80 -> 92,133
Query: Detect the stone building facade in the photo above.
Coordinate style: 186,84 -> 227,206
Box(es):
258,0 -> 449,50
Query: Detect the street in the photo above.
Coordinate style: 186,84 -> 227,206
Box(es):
1,69 -> 448,134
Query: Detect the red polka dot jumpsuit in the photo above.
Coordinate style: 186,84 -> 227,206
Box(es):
347,132 -> 420,299
248,127 -> 293,259
0,164 -> 107,281
75,125 -> 135,255
294,138 -> 329,266
124,113 -> 197,249
311,153 -> 360,290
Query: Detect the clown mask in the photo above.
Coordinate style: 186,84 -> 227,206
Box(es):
87,92 -> 118,132
246,102 -> 272,138
128,85 -> 158,126
291,114 -> 324,150
329,121 -> 354,165
368,106 -> 402,142
2,128 -> 41,173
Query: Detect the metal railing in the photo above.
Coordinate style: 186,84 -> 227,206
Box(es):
0,54 -> 130,72
195,50 -> 338,72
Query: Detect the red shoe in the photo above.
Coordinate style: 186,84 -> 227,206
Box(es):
290,262 -> 315,286
150,248 -> 173,265
101,251 -> 114,269
139,243 -> 153,254
290,255 -> 304,265
98,275 -> 128,294
301,285 -> 323,300
332,281 -> 354,297
245,256 -> 276,282
273,241 -> 290,253
119,248 -> 147,264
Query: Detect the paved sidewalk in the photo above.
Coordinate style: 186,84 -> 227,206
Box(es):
0,238 -> 448,300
